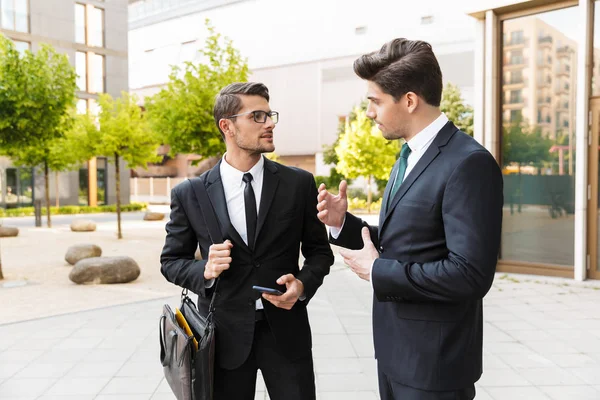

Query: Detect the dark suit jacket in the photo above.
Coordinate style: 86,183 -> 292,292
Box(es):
160,158 -> 334,370
331,122 -> 503,391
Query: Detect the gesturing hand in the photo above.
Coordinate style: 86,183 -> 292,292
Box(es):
339,227 -> 379,281
316,180 -> 348,229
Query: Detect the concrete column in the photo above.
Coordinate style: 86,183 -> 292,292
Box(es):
484,10 -> 499,160
474,18 -> 486,147
574,0 -> 593,281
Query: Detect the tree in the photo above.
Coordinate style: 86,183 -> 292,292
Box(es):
0,36 -> 77,229
502,116 -> 553,213
146,19 -> 248,160
502,118 -> 553,171
335,105 -> 399,210
440,82 -> 474,136
89,92 -> 161,239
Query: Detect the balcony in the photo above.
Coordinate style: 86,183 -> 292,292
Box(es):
557,45 -> 574,58
539,36 -> 553,47
538,96 -> 552,106
556,65 -> 571,76
503,77 -> 527,88
504,38 -> 529,49
504,57 -> 528,69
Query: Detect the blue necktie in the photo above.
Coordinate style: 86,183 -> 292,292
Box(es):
387,143 -> 412,209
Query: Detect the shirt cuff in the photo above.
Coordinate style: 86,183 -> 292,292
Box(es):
205,278 -> 215,288
328,215 -> 347,239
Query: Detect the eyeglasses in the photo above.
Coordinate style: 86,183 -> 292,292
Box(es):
225,110 -> 279,124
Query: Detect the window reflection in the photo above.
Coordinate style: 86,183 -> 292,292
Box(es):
501,6 -> 578,267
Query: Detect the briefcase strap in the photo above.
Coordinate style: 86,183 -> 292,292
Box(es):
188,177 -> 224,314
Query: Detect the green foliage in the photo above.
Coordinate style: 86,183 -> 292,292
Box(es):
0,36 -> 77,150
502,116 -> 553,168
440,82 -> 473,136
146,19 -> 249,159
335,105 -> 398,180
0,202 -> 147,218
90,92 -> 162,168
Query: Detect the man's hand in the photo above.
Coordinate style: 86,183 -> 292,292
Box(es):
339,227 -> 379,281
204,240 -> 233,280
317,180 -> 348,229
262,274 -> 305,310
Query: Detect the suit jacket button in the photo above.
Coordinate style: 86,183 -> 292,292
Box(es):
255,263 -> 260,268
248,299 -> 254,306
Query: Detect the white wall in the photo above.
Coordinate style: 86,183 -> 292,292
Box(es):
129,0 -> 484,160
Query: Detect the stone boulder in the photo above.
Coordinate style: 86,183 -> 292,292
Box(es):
0,227 -> 19,237
71,219 -> 97,232
69,256 -> 140,284
143,211 -> 165,221
65,244 -> 102,265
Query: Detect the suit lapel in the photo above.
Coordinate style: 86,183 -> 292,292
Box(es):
381,122 -> 458,229
256,158 -> 280,241
201,161 -> 251,254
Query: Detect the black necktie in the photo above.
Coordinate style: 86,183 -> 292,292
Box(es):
242,173 -> 257,250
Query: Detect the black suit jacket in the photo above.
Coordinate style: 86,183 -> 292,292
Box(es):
331,122 -> 503,391
160,158 -> 334,370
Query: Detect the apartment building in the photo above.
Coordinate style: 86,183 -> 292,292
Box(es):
0,0 -> 130,207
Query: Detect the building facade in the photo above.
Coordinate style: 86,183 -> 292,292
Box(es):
0,0 -> 130,208
471,0 -> 600,281
128,0 -> 478,175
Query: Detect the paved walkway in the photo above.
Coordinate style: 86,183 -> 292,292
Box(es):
0,214 -> 599,399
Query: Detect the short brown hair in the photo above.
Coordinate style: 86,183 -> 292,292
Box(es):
353,38 -> 442,107
213,82 -> 270,139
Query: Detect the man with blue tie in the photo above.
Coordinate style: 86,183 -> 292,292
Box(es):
317,38 -> 504,400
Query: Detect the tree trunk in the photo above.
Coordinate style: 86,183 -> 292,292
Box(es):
45,161 -> 51,228
115,153 -> 122,239
55,172 -> 60,208
367,175 -> 372,212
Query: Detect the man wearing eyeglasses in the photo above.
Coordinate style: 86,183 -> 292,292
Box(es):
160,82 -> 334,400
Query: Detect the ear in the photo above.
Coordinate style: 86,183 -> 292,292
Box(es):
405,92 -> 420,114
219,118 -> 232,137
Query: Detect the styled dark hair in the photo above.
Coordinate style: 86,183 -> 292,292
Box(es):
213,82 -> 270,139
353,38 -> 443,107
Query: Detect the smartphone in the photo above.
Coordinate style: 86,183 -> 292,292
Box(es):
252,285 -> 284,296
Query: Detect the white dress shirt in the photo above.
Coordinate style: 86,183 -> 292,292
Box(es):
330,112 -> 449,283
217,154 -> 265,310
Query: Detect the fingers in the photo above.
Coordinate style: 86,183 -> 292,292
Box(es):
316,199 -> 328,212
361,227 -> 372,246
277,274 -> 295,285
262,293 -> 295,310
209,240 -> 233,252
317,186 -> 329,203
339,180 -> 347,199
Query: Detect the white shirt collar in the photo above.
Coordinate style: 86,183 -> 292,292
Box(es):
407,113 -> 449,152
220,154 -> 265,186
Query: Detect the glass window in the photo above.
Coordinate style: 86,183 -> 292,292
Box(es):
76,51 -> 87,91
1,0 -> 15,31
13,40 -> 29,54
89,7 -> 104,47
14,0 -> 27,32
89,54 -> 104,93
76,98 -> 87,114
501,6 -> 578,267
75,4 -> 86,44
88,98 -> 100,116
